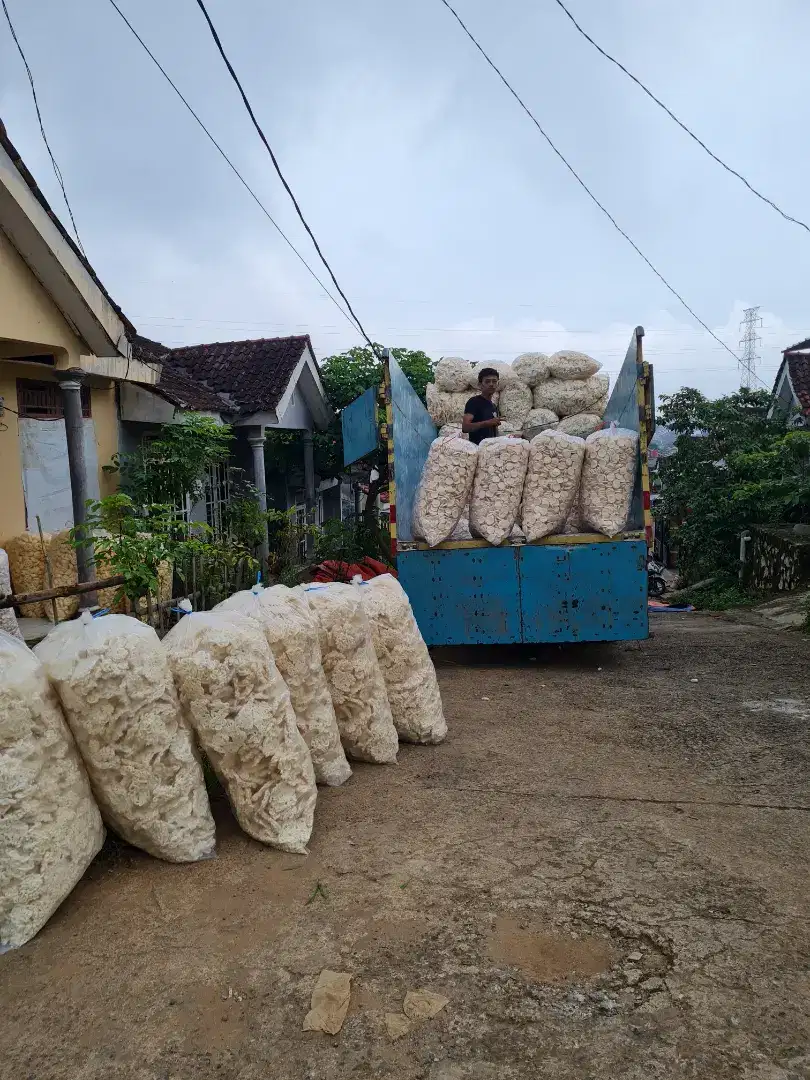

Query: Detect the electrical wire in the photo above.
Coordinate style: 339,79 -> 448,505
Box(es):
551,0 -> 810,236
436,0 -> 771,391
191,0 -> 379,356
1,0 -> 87,257
104,0 -> 363,340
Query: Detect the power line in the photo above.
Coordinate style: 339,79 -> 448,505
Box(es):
1,0 -> 86,256
551,0 -> 810,236
103,0 -> 362,340
436,0 -> 772,392
191,0 -> 378,355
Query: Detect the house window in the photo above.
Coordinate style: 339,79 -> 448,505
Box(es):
205,463 -> 231,539
293,503 -> 308,561
17,379 -> 91,419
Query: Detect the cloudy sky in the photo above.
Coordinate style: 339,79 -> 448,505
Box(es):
3,0 -> 810,400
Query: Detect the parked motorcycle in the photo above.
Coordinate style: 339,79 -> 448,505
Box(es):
647,557 -> 666,598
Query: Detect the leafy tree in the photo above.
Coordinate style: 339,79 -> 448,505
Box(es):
656,387 -> 810,584
264,344 -> 435,520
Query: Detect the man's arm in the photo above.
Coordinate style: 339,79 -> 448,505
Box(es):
462,411 -> 502,434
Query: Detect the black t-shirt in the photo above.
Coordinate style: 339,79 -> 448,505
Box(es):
464,394 -> 498,445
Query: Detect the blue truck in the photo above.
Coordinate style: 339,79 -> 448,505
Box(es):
343,328 -> 655,645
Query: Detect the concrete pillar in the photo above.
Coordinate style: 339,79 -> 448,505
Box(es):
303,431 -> 316,555
57,371 -> 96,607
247,429 -> 269,568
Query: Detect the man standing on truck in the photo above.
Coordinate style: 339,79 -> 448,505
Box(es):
462,367 -> 503,445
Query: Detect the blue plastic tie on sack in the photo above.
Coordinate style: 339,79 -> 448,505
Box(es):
92,608 -> 110,618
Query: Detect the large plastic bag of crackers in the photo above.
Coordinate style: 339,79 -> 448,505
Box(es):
215,585 -> 351,787
35,611 -> 215,862
1,630 -> 104,950
355,574 -> 446,745
300,583 -> 398,764
163,604 -> 317,854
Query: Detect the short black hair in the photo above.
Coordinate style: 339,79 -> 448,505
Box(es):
477,366 -> 499,383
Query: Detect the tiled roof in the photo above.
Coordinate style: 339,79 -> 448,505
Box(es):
166,335 -> 312,413
0,118 -> 136,340
131,333 -> 314,415
786,353 -> 810,416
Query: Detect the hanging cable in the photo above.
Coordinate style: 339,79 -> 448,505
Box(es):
104,0 -> 363,339
436,0 -> 772,389
191,0 -> 379,356
1,0 -> 87,256
551,0 -> 810,236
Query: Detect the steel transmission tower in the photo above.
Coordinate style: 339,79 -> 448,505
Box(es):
738,306 -> 762,388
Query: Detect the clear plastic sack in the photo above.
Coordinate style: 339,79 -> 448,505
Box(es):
301,583 -> 398,764
215,586 -> 351,787
547,350 -> 602,380
522,407 -> 559,441
162,607 -> 316,853
521,430 -> 585,541
356,575 -> 446,745
1,630 -> 104,950
0,549 -> 22,640
35,612 -> 215,862
497,381 -> 533,424
5,532 -> 48,618
556,412 -> 604,438
532,373 -> 609,418
426,384 -> 471,427
580,424 -> 639,537
512,352 -> 550,387
434,356 -> 473,392
468,360 -> 519,387
413,436 -> 478,547
469,436 -> 530,545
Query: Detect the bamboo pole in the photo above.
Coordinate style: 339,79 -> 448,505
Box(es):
0,575 -> 125,610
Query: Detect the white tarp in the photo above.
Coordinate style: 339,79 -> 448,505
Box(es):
19,419 -> 100,532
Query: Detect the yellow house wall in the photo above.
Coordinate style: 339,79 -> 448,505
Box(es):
0,229 -> 85,363
0,364 -> 26,544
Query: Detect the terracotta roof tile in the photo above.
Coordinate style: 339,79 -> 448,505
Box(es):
166,335 -> 311,413
787,353 -> 810,416
131,333 -> 313,415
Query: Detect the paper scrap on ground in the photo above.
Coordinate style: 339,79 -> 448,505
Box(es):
403,988 -> 449,1021
385,1012 -> 412,1040
303,970 -> 353,1035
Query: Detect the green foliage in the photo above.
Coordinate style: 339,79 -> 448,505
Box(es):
106,414 -> 232,508
674,574 -> 758,611
73,494 -> 177,610
656,388 -> 810,584
72,493 -> 257,614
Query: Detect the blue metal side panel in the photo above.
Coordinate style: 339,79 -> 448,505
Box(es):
342,386 -> 378,467
516,545 -> 571,641
566,541 -> 648,641
603,327 -> 644,530
389,355 -> 436,541
398,547 -> 522,645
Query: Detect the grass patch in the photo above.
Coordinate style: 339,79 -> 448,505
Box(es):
675,575 -> 759,611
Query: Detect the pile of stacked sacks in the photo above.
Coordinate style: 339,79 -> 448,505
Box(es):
0,575 -> 445,951
413,352 -> 638,547
425,351 -> 609,441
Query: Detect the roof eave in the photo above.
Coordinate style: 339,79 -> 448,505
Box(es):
0,137 -> 129,358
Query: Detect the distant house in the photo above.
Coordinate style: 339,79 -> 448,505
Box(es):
128,333 -> 344,559
769,340 -> 810,428
0,119 -> 157,555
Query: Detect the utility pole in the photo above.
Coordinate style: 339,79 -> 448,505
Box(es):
738,306 -> 762,389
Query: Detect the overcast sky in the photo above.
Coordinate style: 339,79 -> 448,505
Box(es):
3,0 -> 810,400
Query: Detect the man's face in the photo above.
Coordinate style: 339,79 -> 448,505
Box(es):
480,374 -> 499,396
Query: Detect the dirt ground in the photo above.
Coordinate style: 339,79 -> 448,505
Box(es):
2,612 -> 809,1080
